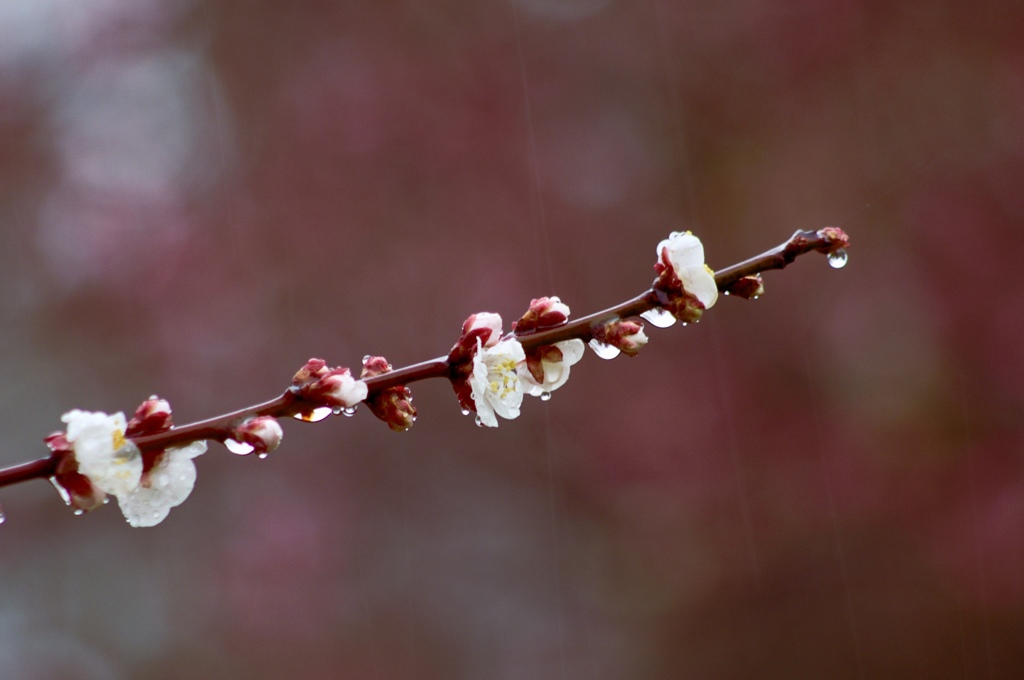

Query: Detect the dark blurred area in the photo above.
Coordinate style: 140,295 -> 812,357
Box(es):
2,0 -> 1023,677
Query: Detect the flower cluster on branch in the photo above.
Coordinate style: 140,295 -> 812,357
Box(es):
0,227 -> 850,526
48,401 -> 206,526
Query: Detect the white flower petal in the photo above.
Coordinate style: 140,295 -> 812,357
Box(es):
680,264 -> 718,309
657,231 -> 705,269
62,409 -> 142,496
556,337 -> 585,364
323,371 -> 368,407
117,441 -> 207,527
546,297 -> 570,317
521,339 -> 585,396
658,232 -> 718,309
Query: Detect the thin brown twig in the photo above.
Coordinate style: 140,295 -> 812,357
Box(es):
0,227 -> 848,491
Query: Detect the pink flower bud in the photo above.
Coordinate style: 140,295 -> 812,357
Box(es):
358,355 -> 417,431
360,355 -> 392,378
513,296 -> 571,334
317,370 -> 368,408
818,226 -> 850,250
591,317 -> 649,357
461,312 -> 503,348
367,386 -> 418,432
817,227 -> 850,269
723,274 -> 764,300
44,431 -> 73,457
230,416 -> 284,455
292,358 -> 328,385
293,359 -> 369,410
617,324 -> 648,356
126,396 -> 173,437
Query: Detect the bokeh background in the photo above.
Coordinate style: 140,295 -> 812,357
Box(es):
2,0 -> 1023,677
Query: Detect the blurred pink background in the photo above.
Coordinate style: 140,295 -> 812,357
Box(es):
2,1 -> 1023,677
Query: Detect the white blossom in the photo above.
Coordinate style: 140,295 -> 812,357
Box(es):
62,409 -> 141,497
60,408 -> 208,527
520,339 -> 585,396
657,231 -> 718,309
117,440 -> 207,527
469,337 -> 526,427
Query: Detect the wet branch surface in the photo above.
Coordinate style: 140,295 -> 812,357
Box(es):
0,228 -> 848,490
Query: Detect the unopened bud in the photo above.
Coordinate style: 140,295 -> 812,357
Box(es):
230,416 -> 284,455
667,294 -> 705,324
360,355 -> 392,379
359,356 -> 417,432
294,359 -> 369,409
592,317 -> 649,357
513,296 -> 571,334
818,226 -> 850,250
461,312 -> 503,348
723,275 -> 764,300
317,370 -> 368,408
44,431 -> 73,457
367,386 -> 417,432
126,396 -> 173,436
292,358 -> 328,385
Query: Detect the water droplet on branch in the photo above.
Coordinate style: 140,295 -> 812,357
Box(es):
827,248 -> 848,269
588,339 -> 621,360
224,439 -> 255,455
640,308 -> 676,328
49,477 -> 72,506
293,407 -> 333,423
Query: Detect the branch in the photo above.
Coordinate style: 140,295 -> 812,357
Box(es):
0,227 -> 849,498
